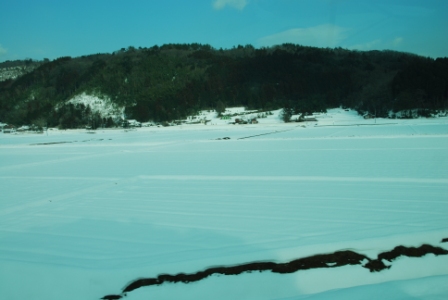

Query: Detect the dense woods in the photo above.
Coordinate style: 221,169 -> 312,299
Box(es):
1,43 -> 447,128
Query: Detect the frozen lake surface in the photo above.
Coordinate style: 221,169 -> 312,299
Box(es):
1,111 -> 448,299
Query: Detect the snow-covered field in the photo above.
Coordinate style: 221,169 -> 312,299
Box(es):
1,109 -> 447,299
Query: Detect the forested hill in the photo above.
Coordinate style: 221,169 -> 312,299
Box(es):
1,43 -> 447,128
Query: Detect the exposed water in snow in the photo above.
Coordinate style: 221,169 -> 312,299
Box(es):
1,109 -> 447,299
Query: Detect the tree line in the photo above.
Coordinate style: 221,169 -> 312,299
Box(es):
0,43 -> 447,128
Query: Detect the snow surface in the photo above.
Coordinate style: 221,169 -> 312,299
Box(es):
66,92 -> 124,119
1,109 -> 448,299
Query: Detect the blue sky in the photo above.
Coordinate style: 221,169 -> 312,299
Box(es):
0,0 -> 447,62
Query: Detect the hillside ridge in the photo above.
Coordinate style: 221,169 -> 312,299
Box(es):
1,43 -> 447,128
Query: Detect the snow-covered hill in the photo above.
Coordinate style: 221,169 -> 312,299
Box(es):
66,92 -> 125,119
0,65 -> 37,81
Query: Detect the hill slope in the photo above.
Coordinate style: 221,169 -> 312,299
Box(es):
1,44 -> 447,128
